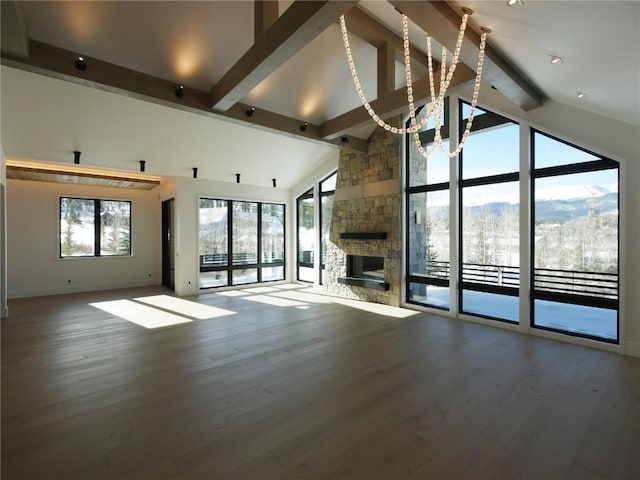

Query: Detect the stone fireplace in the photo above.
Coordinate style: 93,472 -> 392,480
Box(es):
323,118 -> 402,306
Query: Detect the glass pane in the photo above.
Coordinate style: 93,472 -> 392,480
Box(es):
408,282 -> 449,310
60,198 -> 95,257
297,190 -> 314,280
534,300 -> 617,341
462,182 -> 520,267
462,290 -> 518,323
200,271 -> 228,288
534,132 -> 600,169
199,199 -> 228,267
232,201 -> 258,265
408,191 -> 450,277
321,192 -> 334,267
261,204 -> 284,264
100,201 -> 131,256
534,171 -> 618,273
321,172 -> 337,192
298,266 -> 314,283
408,104 -> 450,186
462,123 -> 519,179
262,266 -> 284,282
233,268 -> 258,285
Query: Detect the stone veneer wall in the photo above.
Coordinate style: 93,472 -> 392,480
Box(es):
323,121 -> 402,306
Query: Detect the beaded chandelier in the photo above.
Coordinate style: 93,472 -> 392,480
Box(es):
339,8 -> 491,159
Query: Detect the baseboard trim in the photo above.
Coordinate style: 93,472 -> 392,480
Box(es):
624,341 -> 640,358
8,280 -> 158,299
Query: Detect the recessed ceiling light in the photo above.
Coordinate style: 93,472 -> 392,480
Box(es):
507,0 -> 523,5
550,55 -> 563,65
577,92 -> 587,99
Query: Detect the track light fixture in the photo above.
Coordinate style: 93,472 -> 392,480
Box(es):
341,136 -> 349,144
300,122 -> 308,132
73,151 -> 81,164
236,173 -> 241,183
192,167 -> 198,179
246,107 -> 255,117
74,56 -> 86,71
139,160 -> 146,172
175,85 -> 184,98
272,178 -> 277,188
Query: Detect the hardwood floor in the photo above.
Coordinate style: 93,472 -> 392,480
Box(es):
2,284 -> 639,479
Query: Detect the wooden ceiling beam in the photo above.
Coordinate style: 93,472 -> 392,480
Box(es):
1,1 -> 29,59
254,1 -> 279,39
321,67 -> 476,140
341,6 -> 429,75
210,0 -> 358,112
388,0 -> 543,111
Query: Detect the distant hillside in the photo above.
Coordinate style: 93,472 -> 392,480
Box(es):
463,192 -> 618,223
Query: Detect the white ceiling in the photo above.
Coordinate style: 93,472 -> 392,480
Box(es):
2,0 -> 639,187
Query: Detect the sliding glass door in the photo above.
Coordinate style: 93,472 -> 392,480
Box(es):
199,199 -> 285,289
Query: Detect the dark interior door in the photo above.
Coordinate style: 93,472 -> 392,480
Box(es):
161,198 -> 175,290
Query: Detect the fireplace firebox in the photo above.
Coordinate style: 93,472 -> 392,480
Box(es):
338,255 -> 389,291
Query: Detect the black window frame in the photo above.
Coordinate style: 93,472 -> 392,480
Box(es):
319,171 -> 337,284
458,100 -> 520,323
198,198 -> 286,288
530,128 -> 620,343
59,196 -> 132,258
405,103 -> 451,310
296,187 -> 315,282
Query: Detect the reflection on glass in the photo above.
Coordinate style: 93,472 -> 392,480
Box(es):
321,172 -> 336,268
232,201 -> 258,265
199,271 -> 228,288
408,282 -> 449,309
199,199 -> 228,266
233,268 -> 258,285
262,204 -> 284,264
100,200 -> 131,256
60,198 -> 95,257
297,189 -> 314,282
262,266 -> 284,282
408,191 -> 450,276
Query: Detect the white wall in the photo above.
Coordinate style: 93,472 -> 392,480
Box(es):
170,176 -> 291,296
6,179 -> 161,298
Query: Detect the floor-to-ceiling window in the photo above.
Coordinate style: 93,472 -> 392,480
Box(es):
406,103 -> 451,309
320,172 -> 337,285
459,102 -> 520,322
404,98 -> 620,345
296,188 -> 314,282
531,130 -> 619,342
199,199 -> 285,288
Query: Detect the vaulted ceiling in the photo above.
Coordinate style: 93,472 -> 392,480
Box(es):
1,1 -> 639,188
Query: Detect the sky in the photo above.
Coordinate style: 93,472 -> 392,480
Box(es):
411,105 -> 617,207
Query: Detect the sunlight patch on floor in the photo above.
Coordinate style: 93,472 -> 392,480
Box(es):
216,290 -> 250,297
90,300 -> 192,329
242,286 -> 279,294
270,290 -> 333,304
271,284 -> 305,290
330,297 -> 418,318
244,295 -> 309,308
134,295 -> 236,320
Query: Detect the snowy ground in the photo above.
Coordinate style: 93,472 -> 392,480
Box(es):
411,286 -> 617,340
